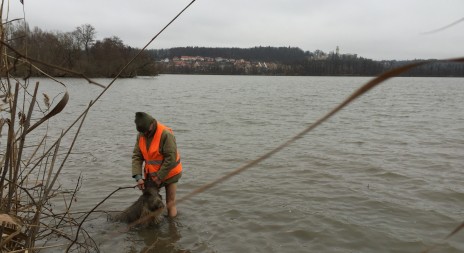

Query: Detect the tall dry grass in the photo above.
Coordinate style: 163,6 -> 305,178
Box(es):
0,1 -> 99,252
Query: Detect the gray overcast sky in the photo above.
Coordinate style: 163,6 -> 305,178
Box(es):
7,0 -> 464,60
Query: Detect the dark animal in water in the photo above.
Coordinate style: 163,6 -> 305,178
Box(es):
112,184 -> 165,226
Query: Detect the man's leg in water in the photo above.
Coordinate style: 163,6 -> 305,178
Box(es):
165,183 -> 177,218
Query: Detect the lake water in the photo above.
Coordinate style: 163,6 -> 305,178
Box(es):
28,75 -> 464,252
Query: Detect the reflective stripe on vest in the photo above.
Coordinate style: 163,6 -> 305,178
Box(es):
146,160 -> 163,165
146,158 -> 181,166
139,122 -> 182,181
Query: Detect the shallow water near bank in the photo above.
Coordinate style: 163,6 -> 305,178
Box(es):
30,75 -> 463,252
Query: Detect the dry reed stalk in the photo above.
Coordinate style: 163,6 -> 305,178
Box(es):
0,1 -> 100,251
9,82 -> 38,213
0,82 -> 19,209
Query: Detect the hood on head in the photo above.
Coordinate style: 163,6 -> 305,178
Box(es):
135,112 -> 155,133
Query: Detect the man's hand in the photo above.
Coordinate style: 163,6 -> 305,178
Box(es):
153,177 -> 162,187
137,179 -> 145,190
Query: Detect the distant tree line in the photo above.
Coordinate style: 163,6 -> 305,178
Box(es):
3,22 -> 159,77
3,21 -> 463,77
150,46 -> 464,77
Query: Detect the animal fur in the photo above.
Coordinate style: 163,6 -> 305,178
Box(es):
112,184 -> 165,226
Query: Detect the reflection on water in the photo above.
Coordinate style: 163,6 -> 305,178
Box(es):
131,218 -> 189,253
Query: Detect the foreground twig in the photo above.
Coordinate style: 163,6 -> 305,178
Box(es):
66,186 -> 136,252
422,17 -> 464,34
420,221 -> 464,253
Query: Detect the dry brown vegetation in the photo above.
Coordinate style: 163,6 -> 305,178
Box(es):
0,2 -> 104,252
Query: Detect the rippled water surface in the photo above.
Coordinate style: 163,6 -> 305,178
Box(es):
35,75 -> 463,252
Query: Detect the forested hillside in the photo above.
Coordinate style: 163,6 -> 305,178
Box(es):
151,47 -> 464,77
4,22 -> 158,77
3,21 -> 463,77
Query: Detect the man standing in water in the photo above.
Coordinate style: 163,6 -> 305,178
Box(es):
132,112 -> 182,218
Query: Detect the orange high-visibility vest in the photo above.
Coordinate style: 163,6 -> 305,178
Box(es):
139,122 -> 182,182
